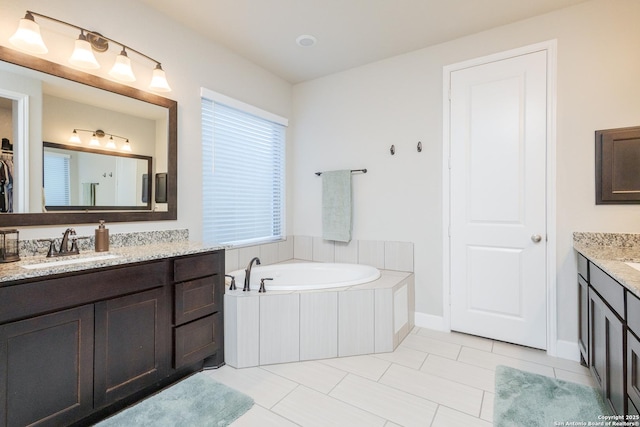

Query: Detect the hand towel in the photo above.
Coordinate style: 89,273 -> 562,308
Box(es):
322,170 -> 352,242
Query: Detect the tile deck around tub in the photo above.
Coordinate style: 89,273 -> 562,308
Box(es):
205,327 -> 594,427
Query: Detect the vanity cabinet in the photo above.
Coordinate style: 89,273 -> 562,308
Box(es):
0,249 -> 224,427
578,252 -> 640,415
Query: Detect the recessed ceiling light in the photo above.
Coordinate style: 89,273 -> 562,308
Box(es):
296,35 -> 317,47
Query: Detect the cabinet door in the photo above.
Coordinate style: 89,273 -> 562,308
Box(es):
578,275 -> 589,364
94,287 -> 169,407
628,331 -> 640,412
0,305 -> 94,427
589,289 -> 625,415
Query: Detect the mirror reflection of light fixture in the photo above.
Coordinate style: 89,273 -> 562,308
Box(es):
9,10 -> 171,92
69,129 -> 131,151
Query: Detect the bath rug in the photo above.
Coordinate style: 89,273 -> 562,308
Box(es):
494,365 -> 611,426
95,373 -> 254,427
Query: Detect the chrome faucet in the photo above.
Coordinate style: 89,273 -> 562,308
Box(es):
243,257 -> 261,291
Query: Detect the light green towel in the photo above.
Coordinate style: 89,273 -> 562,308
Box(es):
322,170 -> 352,242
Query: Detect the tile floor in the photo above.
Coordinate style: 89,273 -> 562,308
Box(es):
205,327 -> 594,427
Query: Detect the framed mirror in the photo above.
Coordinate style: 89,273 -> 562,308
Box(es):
0,45 -> 176,226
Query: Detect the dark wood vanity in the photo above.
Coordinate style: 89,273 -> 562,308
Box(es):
578,252 -> 640,415
0,249 -> 224,427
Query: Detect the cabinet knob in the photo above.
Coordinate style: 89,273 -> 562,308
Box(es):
531,234 -> 543,243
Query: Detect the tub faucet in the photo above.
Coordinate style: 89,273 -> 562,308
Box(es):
243,257 -> 261,291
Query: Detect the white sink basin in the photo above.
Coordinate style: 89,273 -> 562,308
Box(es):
625,262 -> 640,272
21,254 -> 121,270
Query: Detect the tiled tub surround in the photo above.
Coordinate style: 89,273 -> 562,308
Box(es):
225,269 -> 415,368
573,232 -> 640,296
225,235 -> 414,274
224,236 -> 415,368
3,229 -> 223,283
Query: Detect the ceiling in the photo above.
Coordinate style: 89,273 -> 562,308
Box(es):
140,0 -> 589,84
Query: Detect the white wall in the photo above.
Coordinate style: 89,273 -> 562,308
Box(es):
291,0 -> 640,347
0,0 -> 293,238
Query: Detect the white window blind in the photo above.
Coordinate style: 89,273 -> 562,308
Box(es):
43,151 -> 70,206
201,91 -> 286,246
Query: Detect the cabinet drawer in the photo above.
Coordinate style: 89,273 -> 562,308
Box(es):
174,251 -> 223,283
578,253 -> 589,280
590,264 -> 625,319
174,276 -> 222,325
174,312 -> 222,369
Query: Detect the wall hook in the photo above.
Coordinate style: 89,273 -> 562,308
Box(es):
390,144 -> 395,155
417,141 -> 422,152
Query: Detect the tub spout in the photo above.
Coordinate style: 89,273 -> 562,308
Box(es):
243,257 -> 261,291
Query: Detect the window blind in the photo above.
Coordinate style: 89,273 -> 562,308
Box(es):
43,151 -> 70,206
201,96 -> 286,246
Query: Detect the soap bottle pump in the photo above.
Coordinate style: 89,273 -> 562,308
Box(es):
95,220 -> 109,252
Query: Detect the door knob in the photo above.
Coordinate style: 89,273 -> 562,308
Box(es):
531,234 -> 542,243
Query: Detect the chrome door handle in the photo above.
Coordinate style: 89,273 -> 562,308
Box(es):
531,234 -> 542,243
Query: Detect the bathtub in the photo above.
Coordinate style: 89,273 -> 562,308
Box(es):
224,261 -> 415,368
228,262 -> 381,291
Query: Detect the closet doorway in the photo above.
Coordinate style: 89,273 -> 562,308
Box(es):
443,41 -> 557,352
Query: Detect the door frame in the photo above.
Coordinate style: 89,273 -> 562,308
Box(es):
441,40 -> 558,356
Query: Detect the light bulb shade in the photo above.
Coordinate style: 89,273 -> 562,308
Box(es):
109,51 -> 136,82
149,65 -> 172,92
9,15 -> 48,54
89,134 -> 100,146
121,140 -> 132,152
68,130 -> 81,144
69,38 -> 100,69
105,137 -> 116,149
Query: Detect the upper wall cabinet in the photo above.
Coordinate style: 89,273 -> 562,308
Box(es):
596,126 -> 640,204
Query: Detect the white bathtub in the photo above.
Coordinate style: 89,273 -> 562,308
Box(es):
228,262 -> 381,291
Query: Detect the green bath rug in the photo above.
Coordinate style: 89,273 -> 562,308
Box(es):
494,365 -> 611,427
95,373 -> 253,427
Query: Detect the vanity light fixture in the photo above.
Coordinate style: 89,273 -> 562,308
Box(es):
9,11 -> 172,92
69,30 -> 100,69
69,129 -> 132,151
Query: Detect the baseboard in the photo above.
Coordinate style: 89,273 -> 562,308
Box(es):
414,312 -> 448,331
554,339 -> 581,362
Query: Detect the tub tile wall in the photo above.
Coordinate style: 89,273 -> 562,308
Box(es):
339,289 -> 375,356
260,294 -> 300,365
384,241 -> 414,272
300,292 -> 339,360
294,236 -> 313,261
224,236 -> 414,274
335,240 -> 359,264
313,237 -> 336,262
358,240 -> 386,269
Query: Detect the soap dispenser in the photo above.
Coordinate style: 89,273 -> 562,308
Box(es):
95,220 -> 109,252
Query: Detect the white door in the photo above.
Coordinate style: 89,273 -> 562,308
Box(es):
449,50 -> 548,349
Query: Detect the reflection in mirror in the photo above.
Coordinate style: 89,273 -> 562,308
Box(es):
0,46 -> 177,226
43,142 -> 152,211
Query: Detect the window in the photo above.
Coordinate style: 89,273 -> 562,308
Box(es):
43,151 -> 70,206
201,89 -> 287,246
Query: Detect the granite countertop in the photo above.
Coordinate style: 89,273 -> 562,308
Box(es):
0,229 -> 224,284
574,232 -> 640,297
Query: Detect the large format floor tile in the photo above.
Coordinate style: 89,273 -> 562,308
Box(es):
211,326 -> 599,426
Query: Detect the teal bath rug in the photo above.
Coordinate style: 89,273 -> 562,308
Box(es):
494,365 -> 611,427
95,373 -> 254,427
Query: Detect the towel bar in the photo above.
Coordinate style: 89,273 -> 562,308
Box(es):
315,169 -> 367,176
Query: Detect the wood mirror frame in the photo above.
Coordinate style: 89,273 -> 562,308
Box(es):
0,46 -> 177,226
